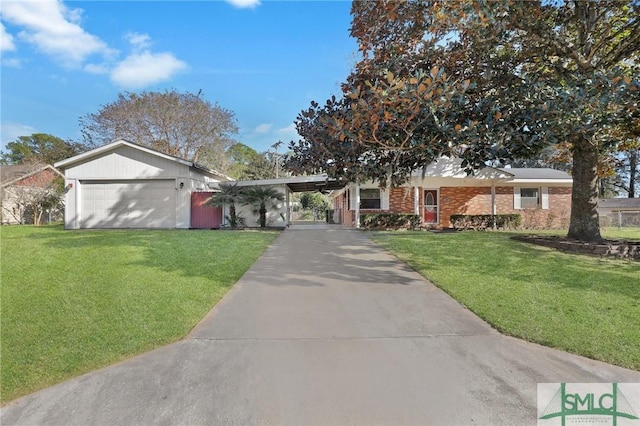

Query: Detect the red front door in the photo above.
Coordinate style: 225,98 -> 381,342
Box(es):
424,190 -> 438,224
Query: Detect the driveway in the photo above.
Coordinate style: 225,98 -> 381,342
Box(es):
2,225 -> 639,425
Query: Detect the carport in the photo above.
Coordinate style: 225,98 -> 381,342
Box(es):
233,175 -> 347,227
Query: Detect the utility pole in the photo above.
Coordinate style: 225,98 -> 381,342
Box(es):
271,140 -> 283,178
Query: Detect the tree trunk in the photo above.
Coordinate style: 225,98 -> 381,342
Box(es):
567,136 -> 603,242
260,205 -> 266,228
628,148 -> 637,198
229,203 -> 237,229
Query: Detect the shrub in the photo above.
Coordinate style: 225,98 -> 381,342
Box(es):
450,214 -> 521,230
360,213 -> 420,230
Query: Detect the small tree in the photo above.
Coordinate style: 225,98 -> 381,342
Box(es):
2,180 -> 63,225
209,182 -> 242,229
240,186 -> 285,228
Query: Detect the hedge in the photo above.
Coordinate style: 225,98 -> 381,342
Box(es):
360,213 -> 421,230
450,214 -> 521,230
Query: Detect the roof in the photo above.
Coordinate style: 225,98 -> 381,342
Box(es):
497,167 -> 572,180
599,198 -> 640,210
54,139 -> 233,181
234,175 -> 347,192
1,164 -> 63,188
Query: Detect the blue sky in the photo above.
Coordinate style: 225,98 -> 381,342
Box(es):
0,0 -> 357,154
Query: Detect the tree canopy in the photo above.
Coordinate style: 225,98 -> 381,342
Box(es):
285,0 -> 640,242
79,89 -> 239,172
1,134 -> 86,165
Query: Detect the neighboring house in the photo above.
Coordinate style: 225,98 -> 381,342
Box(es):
54,140 -> 233,229
598,198 -> 640,228
332,157 -> 573,229
1,164 -> 64,225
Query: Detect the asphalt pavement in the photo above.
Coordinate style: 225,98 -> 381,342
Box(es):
2,224 -> 639,425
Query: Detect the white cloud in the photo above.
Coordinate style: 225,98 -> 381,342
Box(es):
254,123 -> 273,133
110,51 -> 187,89
1,0 -> 115,67
125,32 -> 152,51
277,123 -> 300,142
84,63 -> 109,74
1,22 -> 16,51
0,122 -> 38,150
2,58 -> 21,68
226,0 -> 261,9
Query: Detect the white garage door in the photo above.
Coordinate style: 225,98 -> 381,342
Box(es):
81,180 -> 176,228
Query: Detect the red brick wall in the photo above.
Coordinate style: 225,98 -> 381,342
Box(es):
441,186 -> 572,229
336,185 -> 572,229
389,187 -> 418,213
439,187 -> 492,227
13,169 -> 59,187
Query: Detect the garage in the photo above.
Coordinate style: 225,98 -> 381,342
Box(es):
55,140 -> 232,229
81,180 -> 176,229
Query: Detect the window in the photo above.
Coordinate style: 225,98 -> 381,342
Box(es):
520,188 -> 539,208
514,187 -> 548,209
360,188 -> 381,209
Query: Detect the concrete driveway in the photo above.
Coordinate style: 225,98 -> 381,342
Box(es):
2,225 -> 639,425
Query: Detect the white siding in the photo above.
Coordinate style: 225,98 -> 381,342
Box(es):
65,145 -> 187,180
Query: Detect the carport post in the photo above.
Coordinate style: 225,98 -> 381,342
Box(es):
355,180 -> 361,228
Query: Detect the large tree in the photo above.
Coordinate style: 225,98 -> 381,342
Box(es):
286,0 -> 640,242
79,89 -> 238,172
1,134 -> 86,165
226,143 -> 275,181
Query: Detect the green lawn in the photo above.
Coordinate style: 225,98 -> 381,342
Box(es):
369,230 -> 640,371
0,225 -> 279,403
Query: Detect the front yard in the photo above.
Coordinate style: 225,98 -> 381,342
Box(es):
370,229 -> 640,371
0,225 -> 279,403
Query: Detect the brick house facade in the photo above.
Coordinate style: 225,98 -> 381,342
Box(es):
1,164 -> 64,224
332,158 -> 573,229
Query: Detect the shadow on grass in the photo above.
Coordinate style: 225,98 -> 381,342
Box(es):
372,230 -> 639,301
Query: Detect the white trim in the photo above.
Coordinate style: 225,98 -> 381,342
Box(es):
380,187 -> 390,210
514,187 -> 521,209
541,187 -> 549,210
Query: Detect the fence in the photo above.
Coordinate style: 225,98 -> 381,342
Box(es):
599,211 -> 640,228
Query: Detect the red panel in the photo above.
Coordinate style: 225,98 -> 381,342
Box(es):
191,192 -> 223,229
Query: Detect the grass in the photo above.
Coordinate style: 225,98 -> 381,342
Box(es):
0,225 -> 279,403
369,230 -> 640,371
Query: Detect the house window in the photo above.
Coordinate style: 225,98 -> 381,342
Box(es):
520,188 -> 539,208
360,188 -> 381,209
515,187 -> 548,210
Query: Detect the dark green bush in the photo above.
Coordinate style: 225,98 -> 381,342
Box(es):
450,214 -> 521,230
360,213 -> 420,230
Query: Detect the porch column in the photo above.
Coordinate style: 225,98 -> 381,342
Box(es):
355,180 -> 361,228
285,185 -> 291,226
491,184 -> 497,230
414,186 -> 419,215
491,184 -> 497,215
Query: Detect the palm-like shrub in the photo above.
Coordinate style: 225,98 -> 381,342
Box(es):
208,182 -> 242,229
241,186 -> 285,228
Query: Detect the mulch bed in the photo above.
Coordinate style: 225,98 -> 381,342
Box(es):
512,235 -> 640,260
